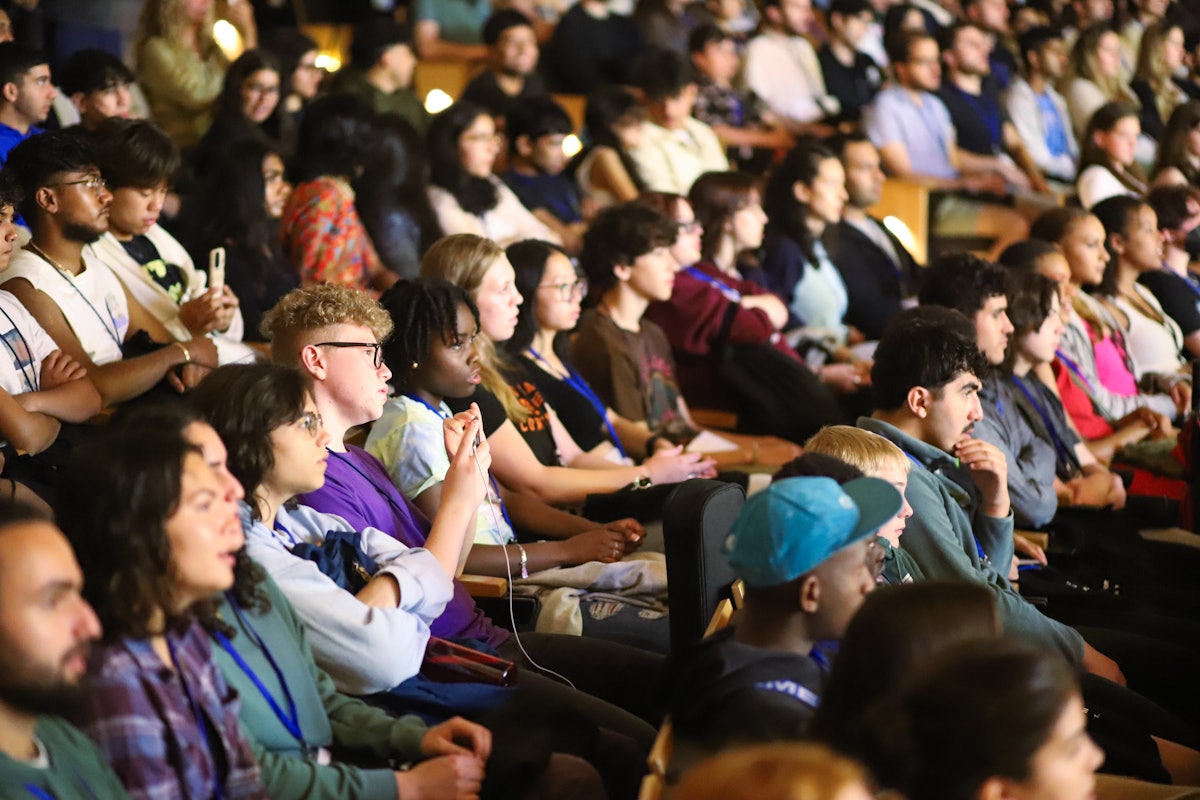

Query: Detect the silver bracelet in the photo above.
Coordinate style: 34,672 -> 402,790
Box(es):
516,543 -> 528,580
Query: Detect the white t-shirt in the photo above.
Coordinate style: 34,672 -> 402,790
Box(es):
366,394 -> 515,546
3,248 -> 129,365
0,289 -> 57,395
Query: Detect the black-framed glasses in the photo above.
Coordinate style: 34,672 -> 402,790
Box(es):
294,410 -> 324,439
315,341 -> 384,369
676,220 -> 701,234
538,278 -> 588,301
49,175 -> 107,193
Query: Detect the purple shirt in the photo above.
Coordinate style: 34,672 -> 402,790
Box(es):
76,620 -> 268,800
299,445 -> 507,649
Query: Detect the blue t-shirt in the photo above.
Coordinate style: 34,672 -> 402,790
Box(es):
1036,89 -> 1070,160
502,169 -> 583,224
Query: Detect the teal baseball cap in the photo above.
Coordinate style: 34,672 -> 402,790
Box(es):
725,476 -> 903,587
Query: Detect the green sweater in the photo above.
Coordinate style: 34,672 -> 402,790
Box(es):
333,69 -> 430,134
0,717 -> 129,799
877,535 -> 924,585
858,417 -> 1085,663
212,576 -> 428,800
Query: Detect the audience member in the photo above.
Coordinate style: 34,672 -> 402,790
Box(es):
0,169 -> 100,502
573,87 -> 645,211
1131,18 -> 1197,142
626,49 -> 729,196
427,102 -> 559,247
938,21 -> 1051,194
356,113 -> 443,279
822,133 -> 919,340
183,138 -> 297,343
413,0 -> 492,61
813,582 -> 999,759
861,639 -> 1104,800
744,0 -> 838,134
797,427 -> 920,586
674,743 -> 874,800
281,93 -> 394,295
192,49 -> 283,177
3,132 -> 218,405
0,43 -> 55,164
459,10 -> 549,124
60,426 -> 268,799
1006,25 -> 1079,182
1091,194 -> 1188,379
501,97 -> 586,253
1076,101 -> 1147,208
89,119 -> 254,366
760,140 -> 856,345
963,0 -> 1020,87
133,0 -> 234,149
1120,0 -> 1169,71
420,232 -> 708,506
818,0 -> 885,125
1142,184 -> 1200,358
543,0 -> 644,94
864,30 -> 1029,259
1064,24 -> 1138,142
688,25 -> 793,167
56,48 -> 135,133
261,27 -> 321,153
665,473 -> 899,750
507,239 -> 669,462
336,21 -> 427,135
260,283 -> 667,745
1152,100 -> 1200,186
0,501 -> 131,798
634,0 -> 701,55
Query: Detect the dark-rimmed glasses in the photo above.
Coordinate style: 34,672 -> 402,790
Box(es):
315,341 -> 384,369
538,278 -> 588,301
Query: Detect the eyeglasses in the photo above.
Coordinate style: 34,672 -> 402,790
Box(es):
294,410 -> 324,439
676,221 -> 701,234
538,278 -> 588,301
315,341 -> 384,369
49,175 -> 107,193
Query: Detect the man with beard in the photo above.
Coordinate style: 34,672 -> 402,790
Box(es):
0,131 -> 217,406
0,501 -> 130,798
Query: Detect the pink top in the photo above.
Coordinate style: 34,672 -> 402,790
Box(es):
1087,320 -> 1138,397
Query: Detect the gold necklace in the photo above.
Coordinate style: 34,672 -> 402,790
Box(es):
26,241 -> 83,275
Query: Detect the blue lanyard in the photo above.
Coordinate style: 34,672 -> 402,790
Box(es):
34,250 -> 123,348
166,637 -> 226,800
1010,375 -> 1078,474
684,266 -> 742,303
902,451 -> 988,563
1162,265 -> 1200,300
0,303 -> 38,392
273,519 -> 299,546
213,595 -> 306,749
1054,349 -> 1094,395
405,394 -> 515,534
527,347 -> 626,458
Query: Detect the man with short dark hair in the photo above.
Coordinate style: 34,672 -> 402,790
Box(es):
459,10 -> 549,124
665,472 -> 899,750
87,118 -> 252,365
818,0 -> 885,124
0,501 -> 131,798
0,42 -> 55,163
502,97 -> 586,253
627,50 -> 728,195
962,0 -> 1019,88
543,0 -> 643,95
335,20 -> 426,133
863,30 -> 1029,260
1006,26 -> 1078,183
56,48 -> 135,133
744,0 -> 839,133
823,132 -> 918,339
1,131 -> 217,406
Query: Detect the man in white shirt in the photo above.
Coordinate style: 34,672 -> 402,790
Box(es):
1005,26 -> 1079,183
743,0 -> 839,135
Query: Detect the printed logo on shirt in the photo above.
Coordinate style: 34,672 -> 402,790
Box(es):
1,326 -> 33,392
754,680 -> 821,708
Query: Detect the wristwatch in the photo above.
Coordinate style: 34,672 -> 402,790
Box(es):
629,473 -> 653,491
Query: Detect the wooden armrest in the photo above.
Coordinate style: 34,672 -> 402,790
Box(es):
647,718 -> 675,777
1015,530 -> 1050,550
690,408 -> 738,431
458,574 -> 509,598
868,176 -> 931,264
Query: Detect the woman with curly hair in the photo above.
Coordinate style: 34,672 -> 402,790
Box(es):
58,421 -> 267,800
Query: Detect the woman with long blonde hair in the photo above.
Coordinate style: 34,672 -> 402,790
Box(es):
1064,24 -> 1137,139
134,0 -> 257,149
1131,19 -> 1196,142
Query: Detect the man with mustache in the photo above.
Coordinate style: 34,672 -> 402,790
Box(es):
856,306 -> 1123,682
0,501 -> 130,798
